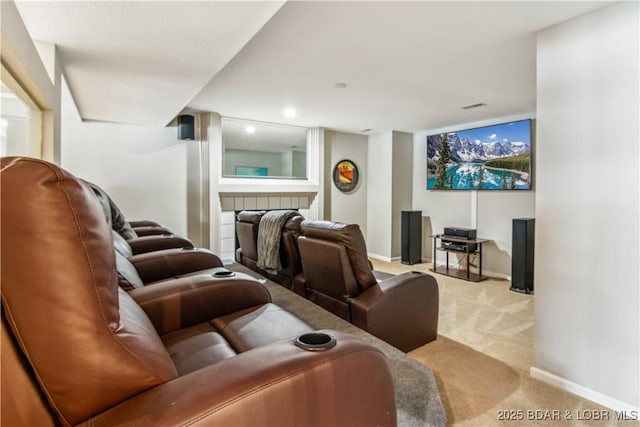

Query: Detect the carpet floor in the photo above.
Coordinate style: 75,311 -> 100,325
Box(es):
373,259 -> 634,427
227,262 -> 447,427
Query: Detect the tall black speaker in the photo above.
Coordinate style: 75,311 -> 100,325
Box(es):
401,210 -> 422,265
511,218 -> 535,294
178,115 -> 195,140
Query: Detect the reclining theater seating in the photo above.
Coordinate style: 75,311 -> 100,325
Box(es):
112,232 -> 226,291
1,157 -> 397,426
85,179 -> 182,241
236,210 -> 305,295
297,220 -> 440,352
235,210 -> 264,271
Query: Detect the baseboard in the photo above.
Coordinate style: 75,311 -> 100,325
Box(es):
530,367 -> 640,414
367,253 -> 400,263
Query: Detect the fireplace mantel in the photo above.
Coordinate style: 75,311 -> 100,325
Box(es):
216,192 -> 317,262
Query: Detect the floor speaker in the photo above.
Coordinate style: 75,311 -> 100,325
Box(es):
511,218 -> 534,294
178,115 -> 195,140
401,210 -> 422,265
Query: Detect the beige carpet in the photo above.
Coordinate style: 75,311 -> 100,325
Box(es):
373,259 -> 634,427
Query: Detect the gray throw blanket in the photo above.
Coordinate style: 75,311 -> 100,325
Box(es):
257,210 -> 299,273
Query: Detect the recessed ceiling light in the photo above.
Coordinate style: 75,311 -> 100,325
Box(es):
283,107 -> 297,119
461,103 -> 487,110
335,83 -> 347,89
245,125 -> 255,134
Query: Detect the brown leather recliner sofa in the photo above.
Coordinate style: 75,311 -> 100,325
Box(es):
110,226 -> 195,255
1,157 -> 397,426
113,232 -> 227,291
297,220 -> 440,352
236,210 -> 305,295
85,179 -> 184,242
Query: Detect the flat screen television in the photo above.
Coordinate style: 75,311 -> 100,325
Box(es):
426,119 -> 532,190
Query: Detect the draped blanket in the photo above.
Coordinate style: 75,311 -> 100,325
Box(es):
257,210 -> 298,273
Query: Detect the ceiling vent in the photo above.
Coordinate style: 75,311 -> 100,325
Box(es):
461,103 -> 487,110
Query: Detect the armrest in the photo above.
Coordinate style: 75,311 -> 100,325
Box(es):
129,220 -> 161,228
80,331 -> 396,427
129,248 -> 223,283
127,235 -> 194,254
129,272 -> 271,333
133,226 -> 173,237
351,271 -> 439,352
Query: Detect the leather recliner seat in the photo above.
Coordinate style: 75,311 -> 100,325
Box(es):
1,157 -> 397,426
297,219 -> 440,352
235,210 -> 265,272
112,232 -> 227,291
85,179 -> 183,241
236,210 -> 305,295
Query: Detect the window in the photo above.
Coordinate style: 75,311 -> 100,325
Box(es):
1,68 -> 43,158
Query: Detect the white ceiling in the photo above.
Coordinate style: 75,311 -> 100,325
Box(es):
15,1 -> 285,126
16,1 -> 611,133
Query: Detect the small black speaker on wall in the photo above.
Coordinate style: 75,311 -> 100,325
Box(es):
511,218 -> 535,294
401,210 -> 422,265
178,115 -> 195,140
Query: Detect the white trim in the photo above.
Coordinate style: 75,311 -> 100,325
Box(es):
216,126 -> 322,195
368,253 -> 400,263
530,367 -> 640,414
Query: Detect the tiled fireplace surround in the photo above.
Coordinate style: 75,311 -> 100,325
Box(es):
217,193 -> 316,262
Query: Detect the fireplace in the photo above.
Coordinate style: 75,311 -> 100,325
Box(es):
217,193 -> 316,262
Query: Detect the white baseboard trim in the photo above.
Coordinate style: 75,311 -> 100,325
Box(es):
530,367 -> 640,414
367,253 -> 400,263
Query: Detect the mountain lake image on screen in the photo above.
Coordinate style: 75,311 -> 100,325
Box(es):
426,119 -> 532,190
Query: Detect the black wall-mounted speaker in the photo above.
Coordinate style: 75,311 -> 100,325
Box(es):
511,218 -> 535,294
401,210 -> 422,265
178,115 -> 195,140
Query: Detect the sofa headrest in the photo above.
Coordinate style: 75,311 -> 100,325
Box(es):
237,210 -> 266,224
300,220 -> 377,289
0,157 -> 176,424
82,179 -> 113,228
83,179 -> 138,240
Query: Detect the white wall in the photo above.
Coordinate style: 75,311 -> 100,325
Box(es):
391,131 -> 413,258
413,113 -> 535,276
367,131 -> 394,258
324,130 -> 368,234
223,149 -> 285,176
533,2 -> 639,411
60,79 -> 188,236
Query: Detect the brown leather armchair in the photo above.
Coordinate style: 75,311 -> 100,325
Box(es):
235,210 -> 305,295
297,220 -> 440,352
1,157 -> 397,426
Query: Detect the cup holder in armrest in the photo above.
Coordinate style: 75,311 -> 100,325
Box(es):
180,247 -> 196,250
294,332 -> 336,351
410,271 -> 424,275
212,270 -> 235,278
